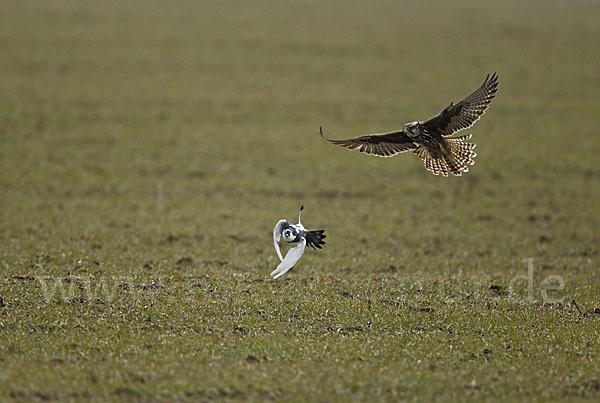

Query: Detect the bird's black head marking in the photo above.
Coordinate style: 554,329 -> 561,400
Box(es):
282,225 -> 301,243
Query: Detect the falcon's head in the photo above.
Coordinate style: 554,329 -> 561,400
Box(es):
403,121 -> 421,137
404,121 -> 419,131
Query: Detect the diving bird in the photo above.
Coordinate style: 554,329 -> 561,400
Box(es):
318,73 -> 499,176
271,206 -> 325,279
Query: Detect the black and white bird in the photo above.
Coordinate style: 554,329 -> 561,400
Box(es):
318,73 -> 499,176
272,206 -> 326,279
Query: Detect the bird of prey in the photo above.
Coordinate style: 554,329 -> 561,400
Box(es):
318,73 -> 499,176
271,206 -> 325,279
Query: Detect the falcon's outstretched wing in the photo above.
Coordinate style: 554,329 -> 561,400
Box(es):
273,219 -> 289,262
423,73 -> 499,137
271,238 -> 306,279
318,127 -> 417,157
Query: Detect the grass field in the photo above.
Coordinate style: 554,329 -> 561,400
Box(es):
1,0 -> 600,401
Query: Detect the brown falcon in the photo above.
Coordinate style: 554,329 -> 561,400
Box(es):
318,73 -> 499,176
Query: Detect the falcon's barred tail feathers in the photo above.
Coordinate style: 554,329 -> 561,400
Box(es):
305,229 -> 326,250
414,135 -> 477,177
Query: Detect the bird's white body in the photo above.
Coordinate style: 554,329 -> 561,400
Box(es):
271,237 -> 306,279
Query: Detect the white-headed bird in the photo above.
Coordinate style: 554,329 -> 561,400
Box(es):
271,206 -> 325,279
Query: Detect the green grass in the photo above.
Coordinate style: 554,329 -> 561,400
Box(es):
1,0 -> 600,401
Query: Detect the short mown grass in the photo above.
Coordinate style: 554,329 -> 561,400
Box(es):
1,0 -> 599,400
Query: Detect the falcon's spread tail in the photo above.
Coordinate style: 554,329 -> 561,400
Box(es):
414,135 -> 477,177
305,230 -> 326,250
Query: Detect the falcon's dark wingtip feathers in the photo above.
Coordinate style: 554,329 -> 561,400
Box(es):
485,73 -> 499,98
318,126 -> 330,141
317,127 -> 345,145
485,72 -> 499,87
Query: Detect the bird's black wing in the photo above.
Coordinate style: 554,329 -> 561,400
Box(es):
318,127 -> 416,157
304,229 -> 326,250
422,73 -> 499,137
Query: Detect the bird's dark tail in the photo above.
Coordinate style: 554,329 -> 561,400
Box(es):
305,229 -> 326,250
414,135 -> 477,177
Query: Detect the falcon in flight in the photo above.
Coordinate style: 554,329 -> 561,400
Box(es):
318,73 -> 499,176
272,206 -> 325,279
